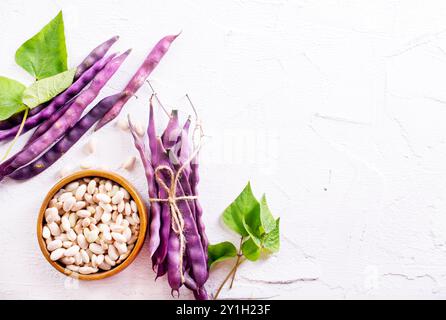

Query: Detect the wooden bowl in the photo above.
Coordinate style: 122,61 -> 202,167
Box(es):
37,170 -> 147,280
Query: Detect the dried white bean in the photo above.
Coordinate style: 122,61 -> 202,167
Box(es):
50,248 -> 65,261
79,266 -> 98,275
98,262 -> 112,271
77,234 -> 88,250
63,241 -> 73,249
111,232 -> 127,243
87,180 -> 97,194
67,265 -> 80,272
104,255 -> 116,266
48,222 -> 61,236
108,245 -> 119,261
47,239 -> 62,251
58,192 -> 73,202
42,226 -> 51,239
84,137 -> 97,155
65,182 -> 79,192
80,249 -> 90,264
89,243 -> 104,255
64,245 -> 80,257
61,257 -> 75,265
63,197 -> 76,212
114,242 -> 127,255
76,210 -> 91,218
101,212 -> 111,223
121,156 -> 136,171
75,184 -> 87,201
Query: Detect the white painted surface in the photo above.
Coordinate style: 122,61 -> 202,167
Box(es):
1,0 -> 446,299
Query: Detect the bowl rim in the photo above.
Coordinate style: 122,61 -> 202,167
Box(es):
37,169 -> 147,281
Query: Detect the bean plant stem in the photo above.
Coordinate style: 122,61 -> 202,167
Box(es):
229,237 -> 244,289
213,257 -> 245,300
1,108 -> 29,161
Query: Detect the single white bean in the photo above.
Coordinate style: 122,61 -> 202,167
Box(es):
67,265 -> 80,272
96,193 -> 111,204
112,191 -> 124,205
58,192 -> 73,202
73,201 -> 86,211
80,160 -> 93,170
121,156 -> 136,171
123,227 -> 132,242
75,184 -> 87,201
63,197 -> 76,212
76,210 -> 91,218
61,257 -> 75,265
48,222 -> 61,236
64,245 -> 80,257
74,252 -> 82,265
111,232 -> 127,243
47,239 -> 62,251
89,243 -> 104,255
114,242 -> 127,255
80,249 -> 90,264
61,216 -> 71,232
67,229 -> 77,241
98,262 -> 112,271
130,200 -> 137,213
42,226 -> 51,239
108,245 -> 119,261
62,241 -> 73,249
79,266 -> 98,275
104,255 -> 116,266
124,203 -> 132,216
50,248 -> 65,261
65,182 -> 79,192
77,234 -> 88,250
84,137 -> 97,155
87,180 -> 97,194
101,212 -> 111,223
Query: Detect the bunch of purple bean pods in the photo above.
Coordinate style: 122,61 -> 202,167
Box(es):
128,96 -> 209,300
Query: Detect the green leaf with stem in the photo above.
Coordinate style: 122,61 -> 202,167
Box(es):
0,77 -> 27,121
15,11 -> 68,80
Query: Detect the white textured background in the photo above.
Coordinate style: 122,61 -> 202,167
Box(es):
1,0 -> 446,300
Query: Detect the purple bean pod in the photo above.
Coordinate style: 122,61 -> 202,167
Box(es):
9,93 -> 123,180
95,34 -> 179,130
0,51 -> 130,180
74,36 -> 119,80
167,229 -> 183,291
0,54 -> 116,142
128,116 -> 162,258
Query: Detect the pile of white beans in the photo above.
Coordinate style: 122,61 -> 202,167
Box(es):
41,177 -> 141,275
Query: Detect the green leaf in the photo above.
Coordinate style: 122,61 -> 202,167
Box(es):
0,76 -> 27,121
222,182 -> 260,237
208,241 -> 238,268
262,218 -> 280,253
22,68 -> 75,109
15,11 -> 68,80
242,237 -> 261,261
259,195 -> 276,234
